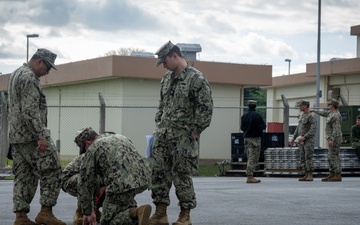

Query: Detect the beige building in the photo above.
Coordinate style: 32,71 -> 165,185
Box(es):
265,24 -> 360,147
3,24 -> 360,161
0,55 -> 272,161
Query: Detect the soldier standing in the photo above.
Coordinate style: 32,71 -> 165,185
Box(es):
289,100 -> 317,181
311,99 -> 342,182
76,128 -> 152,225
241,100 -> 266,183
150,41 -> 213,225
7,48 -> 65,225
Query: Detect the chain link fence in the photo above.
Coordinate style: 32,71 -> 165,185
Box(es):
1,91 -> 332,167
45,103 -> 290,162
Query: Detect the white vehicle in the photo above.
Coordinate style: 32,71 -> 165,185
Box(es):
288,124 -> 300,146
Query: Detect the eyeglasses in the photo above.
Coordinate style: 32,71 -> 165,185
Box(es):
42,59 -> 52,71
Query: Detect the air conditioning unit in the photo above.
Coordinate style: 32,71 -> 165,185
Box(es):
327,88 -> 340,101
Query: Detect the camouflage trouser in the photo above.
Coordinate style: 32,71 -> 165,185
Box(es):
299,137 -> 315,171
11,137 -> 62,213
61,173 -> 104,207
151,130 -> 199,209
101,186 -> 146,225
244,137 -> 261,176
351,142 -> 360,160
328,136 -> 342,174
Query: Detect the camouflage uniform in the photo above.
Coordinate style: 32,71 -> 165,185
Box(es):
314,109 -> 342,174
241,101 -> 266,177
244,137 -> 262,176
350,124 -> 360,159
61,154 -> 86,197
152,63 -> 213,209
293,111 -> 317,171
78,133 -> 151,224
61,154 -> 104,204
7,53 -> 62,213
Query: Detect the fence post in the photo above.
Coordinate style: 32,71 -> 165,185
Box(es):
0,92 -> 9,168
281,94 -> 289,147
98,92 -> 105,134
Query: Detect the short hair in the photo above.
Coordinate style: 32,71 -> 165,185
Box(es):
167,45 -> 182,58
357,115 -> 360,120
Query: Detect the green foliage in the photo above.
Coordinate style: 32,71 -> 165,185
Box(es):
244,87 -> 266,106
244,87 -> 267,121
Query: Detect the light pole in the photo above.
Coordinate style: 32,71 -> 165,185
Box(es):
315,0 -> 322,147
285,58 -> 291,75
26,34 -> 39,62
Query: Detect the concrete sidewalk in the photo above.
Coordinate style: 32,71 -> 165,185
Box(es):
1,176 -> 359,225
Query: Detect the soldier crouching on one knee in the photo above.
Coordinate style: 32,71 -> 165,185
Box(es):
61,128 -> 106,225
76,128 -> 152,225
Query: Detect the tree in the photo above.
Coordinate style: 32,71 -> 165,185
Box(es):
244,87 -> 266,106
105,47 -> 146,56
244,87 -> 267,120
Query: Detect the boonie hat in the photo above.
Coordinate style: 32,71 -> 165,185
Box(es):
155,41 -> 175,66
298,100 -> 310,107
328,99 -> 339,107
34,48 -> 57,70
74,127 -> 98,154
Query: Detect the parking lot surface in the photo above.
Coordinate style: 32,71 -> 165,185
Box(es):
1,176 -> 359,225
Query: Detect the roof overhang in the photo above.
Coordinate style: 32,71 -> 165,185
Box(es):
0,55 -> 272,92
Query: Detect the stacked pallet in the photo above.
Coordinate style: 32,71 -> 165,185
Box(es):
264,147 -> 360,175
264,147 -> 300,170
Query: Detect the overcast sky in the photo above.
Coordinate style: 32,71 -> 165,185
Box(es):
0,0 -> 359,77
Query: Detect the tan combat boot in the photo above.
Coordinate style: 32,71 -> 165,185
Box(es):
327,173 -> 342,182
321,172 -> 335,182
35,206 -> 66,225
305,171 -> 313,181
130,204 -> 152,225
73,207 -> 83,225
298,171 -> 308,181
172,208 -> 192,225
149,203 -> 169,225
246,176 -> 261,183
13,211 -> 38,225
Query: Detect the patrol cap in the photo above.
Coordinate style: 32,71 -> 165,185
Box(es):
248,100 -> 257,105
34,48 -> 57,70
298,100 -> 310,107
328,99 -> 339,107
155,41 -> 175,66
74,127 -> 98,154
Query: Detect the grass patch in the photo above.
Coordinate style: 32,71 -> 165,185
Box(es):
3,160 -> 230,179
198,163 -> 231,176
5,175 -> 15,180
61,161 -> 71,168
6,159 -> 70,169
5,159 -> 13,167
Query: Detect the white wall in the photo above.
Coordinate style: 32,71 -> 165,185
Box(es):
44,78 -> 243,161
267,73 -> 360,148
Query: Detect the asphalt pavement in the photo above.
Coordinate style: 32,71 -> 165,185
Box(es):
1,176 -> 359,225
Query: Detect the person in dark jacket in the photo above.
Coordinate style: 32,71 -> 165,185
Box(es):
241,100 -> 266,183
350,115 -> 360,160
